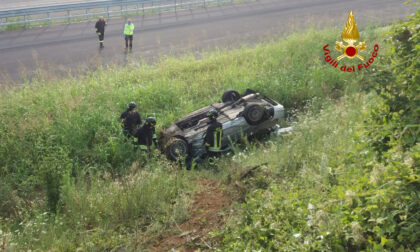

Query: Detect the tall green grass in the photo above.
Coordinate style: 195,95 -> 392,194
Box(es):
218,13 -> 419,251
219,93 -> 376,250
8,167 -> 193,250
0,26 -> 388,250
219,93 -> 419,251
1,27 -> 369,193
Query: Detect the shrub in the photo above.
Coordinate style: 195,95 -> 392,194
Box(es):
366,9 -> 419,154
0,179 -> 21,218
219,10 -> 420,251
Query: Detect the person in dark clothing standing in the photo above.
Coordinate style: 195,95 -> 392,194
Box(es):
95,17 -> 106,48
120,102 -> 142,137
203,110 -> 223,164
134,117 -> 158,154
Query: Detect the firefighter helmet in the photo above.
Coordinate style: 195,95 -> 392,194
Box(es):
145,117 -> 156,126
207,110 -> 218,120
129,102 -> 136,109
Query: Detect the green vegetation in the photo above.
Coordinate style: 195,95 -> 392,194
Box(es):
219,10 -> 419,251
219,93 -> 419,251
0,10 -> 418,251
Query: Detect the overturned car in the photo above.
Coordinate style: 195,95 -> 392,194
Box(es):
160,89 -> 285,161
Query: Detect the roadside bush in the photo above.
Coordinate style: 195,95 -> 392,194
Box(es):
219,94 -> 373,251
366,9 -> 419,155
0,179 -> 21,218
219,10 -> 420,251
220,94 -> 419,251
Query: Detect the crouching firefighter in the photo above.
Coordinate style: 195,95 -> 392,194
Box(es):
120,102 -> 142,137
134,117 -> 158,155
204,110 -> 223,165
185,110 -> 223,170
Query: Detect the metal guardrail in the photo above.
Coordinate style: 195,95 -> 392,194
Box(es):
0,0 -> 234,31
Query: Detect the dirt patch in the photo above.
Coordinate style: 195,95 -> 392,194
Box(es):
149,179 -> 230,252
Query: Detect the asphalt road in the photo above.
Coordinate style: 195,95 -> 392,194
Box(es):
0,0 -> 416,85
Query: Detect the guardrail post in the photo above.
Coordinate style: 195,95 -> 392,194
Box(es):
125,0 -> 128,16
0,0 -> 239,30
120,4 -> 125,17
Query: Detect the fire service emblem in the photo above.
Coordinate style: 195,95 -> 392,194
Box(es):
335,11 -> 367,61
323,11 -> 379,73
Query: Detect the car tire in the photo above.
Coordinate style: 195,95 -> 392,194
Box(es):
222,89 -> 241,103
165,137 -> 189,161
244,104 -> 266,125
241,88 -> 256,97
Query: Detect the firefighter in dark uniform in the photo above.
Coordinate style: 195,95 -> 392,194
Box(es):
134,117 -> 158,154
95,17 -> 106,48
120,102 -> 142,137
185,110 -> 223,169
203,110 -> 223,165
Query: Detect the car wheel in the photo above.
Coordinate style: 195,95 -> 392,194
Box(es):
241,88 -> 256,97
165,137 -> 189,161
222,89 -> 241,103
244,104 -> 266,125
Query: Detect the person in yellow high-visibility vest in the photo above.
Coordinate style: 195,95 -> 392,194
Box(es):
123,19 -> 135,49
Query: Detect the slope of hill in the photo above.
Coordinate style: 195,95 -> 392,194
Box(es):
0,10 -> 418,251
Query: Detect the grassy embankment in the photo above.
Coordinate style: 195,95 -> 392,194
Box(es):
218,11 -> 419,251
1,12 -> 418,251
